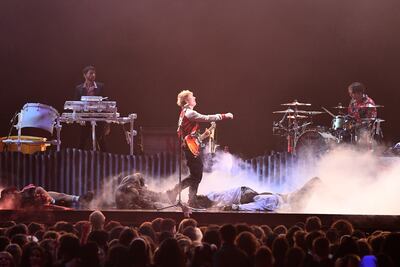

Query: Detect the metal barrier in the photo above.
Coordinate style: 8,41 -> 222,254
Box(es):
0,149 -> 299,195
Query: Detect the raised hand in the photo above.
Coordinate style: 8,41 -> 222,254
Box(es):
223,113 -> 234,119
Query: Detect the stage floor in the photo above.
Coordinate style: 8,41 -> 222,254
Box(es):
1,209 -> 399,232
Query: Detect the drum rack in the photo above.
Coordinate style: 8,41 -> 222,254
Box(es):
1,101 -> 138,155
59,113 -> 137,155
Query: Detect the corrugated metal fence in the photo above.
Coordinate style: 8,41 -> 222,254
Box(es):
0,149 -> 300,195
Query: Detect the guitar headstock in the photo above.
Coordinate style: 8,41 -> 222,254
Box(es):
210,122 -> 216,130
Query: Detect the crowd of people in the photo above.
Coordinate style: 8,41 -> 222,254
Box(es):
0,211 -> 398,267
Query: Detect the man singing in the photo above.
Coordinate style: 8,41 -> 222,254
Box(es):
74,65 -> 109,151
167,90 -> 233,207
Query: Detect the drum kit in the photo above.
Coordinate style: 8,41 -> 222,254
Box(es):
1,103 -> 62,154
1,98 -> 138,155
272,100 -> 385,155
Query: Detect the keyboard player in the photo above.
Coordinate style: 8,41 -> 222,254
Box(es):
74,65 -> 109,151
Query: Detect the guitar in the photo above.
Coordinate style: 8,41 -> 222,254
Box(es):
185,122 -> 216,157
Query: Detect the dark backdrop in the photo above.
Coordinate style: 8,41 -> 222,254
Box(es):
1,0 -> 400,157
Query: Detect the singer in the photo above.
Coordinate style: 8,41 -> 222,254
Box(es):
167,90 -> 233,208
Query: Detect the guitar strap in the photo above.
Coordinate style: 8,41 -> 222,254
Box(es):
177,107 -> 199,147
177,107 -> 188,138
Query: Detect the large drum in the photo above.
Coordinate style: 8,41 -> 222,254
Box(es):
295,129 -> 338,156
19,103 -> 59,134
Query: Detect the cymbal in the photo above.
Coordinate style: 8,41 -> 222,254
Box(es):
272,108 -> 295,114
298,111 -> 325,115
332,105 -> 347,109
364,104 -> 384,108
281,100 -> 311,106
287,115 -> 308,119
361,118 -> 385,122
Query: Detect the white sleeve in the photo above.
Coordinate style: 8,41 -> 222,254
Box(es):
185,109 -> 222,122
237,194 -> 281,211
206,187 -> 242,206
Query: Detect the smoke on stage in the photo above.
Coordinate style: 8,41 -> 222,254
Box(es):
87,146 -> 400,215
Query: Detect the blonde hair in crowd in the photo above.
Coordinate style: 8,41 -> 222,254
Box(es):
177,90 -> 193,107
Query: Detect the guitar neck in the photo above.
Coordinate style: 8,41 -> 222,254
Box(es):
199,123 -> 216,141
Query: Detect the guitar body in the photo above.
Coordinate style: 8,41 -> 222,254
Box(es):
185,134 -> 201,157
185,122 -> 216,157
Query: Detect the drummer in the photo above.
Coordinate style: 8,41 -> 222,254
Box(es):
347,82 -> 377,122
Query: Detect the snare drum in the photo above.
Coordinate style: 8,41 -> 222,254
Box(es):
331,115 -> 355,131
0,136 -> 49,154
332,116 -> 346,130
19,103 -> 59,134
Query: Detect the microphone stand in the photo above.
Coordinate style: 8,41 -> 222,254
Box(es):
3,112 -> 19,152
157,108 -> 205,216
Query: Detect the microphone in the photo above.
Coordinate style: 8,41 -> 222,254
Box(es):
10,112 -> 19,124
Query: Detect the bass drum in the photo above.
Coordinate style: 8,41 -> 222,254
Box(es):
295,130 -> 338,157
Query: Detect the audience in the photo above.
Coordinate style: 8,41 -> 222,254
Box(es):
0,213 -> 399,266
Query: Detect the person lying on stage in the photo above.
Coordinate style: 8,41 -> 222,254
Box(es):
0,184 -> 94,210
193,177 -> 322,212
115,173 -> 170,209
114,172 -> 320,212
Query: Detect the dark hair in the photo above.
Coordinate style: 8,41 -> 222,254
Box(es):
271,235 -> 289,267
42,230 -> 59,240
82,65 -> 96,74
105,244 -> 130,267
88,230 -> 109,249
235,231 -> 259,257
160,218 -> 176,233
219,224 -> 237,244
202,228 -> 221,248
255,246 -> 274,267
313,236 -> 330,258
6,224 -> 28,238
79,242 -> 100,267
57,233 -> 80,260
305,230 -> 325,252
28,222 -> 44,235
0,236 -> 10,251
178,218 -> 198,233
191,243 -> 215,267
305,216 -> 322,232
236,223 -> 253,235
54,221 -> 75,234
138,223 -> 157,244
154,238 -> 185,267
284,247 -> 305,267
348,82 -> 366,94
273,225 -> 287,235
118,227 -> 138,247
331,219 -> 354,237
20,243 -> 46,267
129,238 -> 150,266
151,218 -> 163,233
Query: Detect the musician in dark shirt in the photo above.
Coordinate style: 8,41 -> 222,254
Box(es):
167,90 -> 233,207
74,66 -> 109,151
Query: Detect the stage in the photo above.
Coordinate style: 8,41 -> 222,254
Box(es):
1,209 -> 399,232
